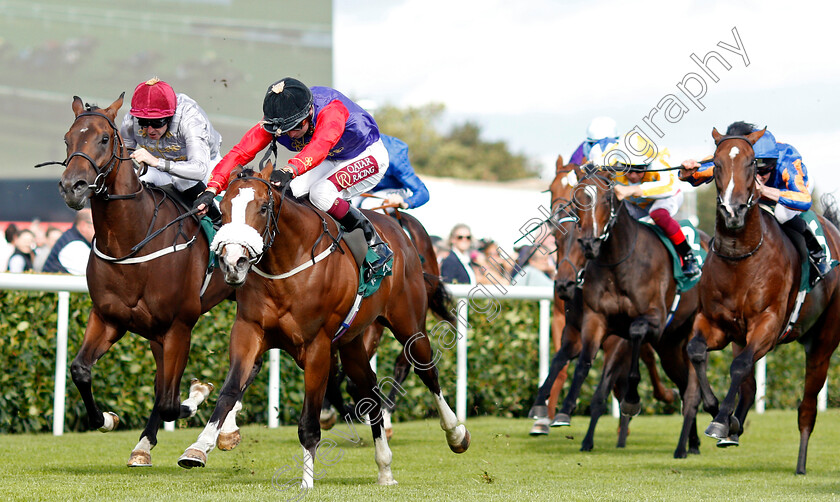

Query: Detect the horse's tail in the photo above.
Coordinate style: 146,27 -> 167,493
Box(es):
821,193 -> 840,229
424,272 -> 456,324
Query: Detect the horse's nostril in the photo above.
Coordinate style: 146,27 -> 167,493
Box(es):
236,256 -> 249,269
72,180 -> 88,193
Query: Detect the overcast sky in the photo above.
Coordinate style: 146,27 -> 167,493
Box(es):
335,0 -> 840,194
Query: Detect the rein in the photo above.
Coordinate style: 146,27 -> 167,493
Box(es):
35,109 -> 142,201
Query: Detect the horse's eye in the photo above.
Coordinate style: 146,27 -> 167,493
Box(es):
260,203 -> 269,214
101,134 -> 109,144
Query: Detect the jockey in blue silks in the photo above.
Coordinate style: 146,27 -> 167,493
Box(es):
681,121 -> 829,277
569,117 -> 619,166
357,134 -> 429,210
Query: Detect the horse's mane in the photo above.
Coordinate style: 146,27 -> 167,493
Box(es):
725,121 -> 756,136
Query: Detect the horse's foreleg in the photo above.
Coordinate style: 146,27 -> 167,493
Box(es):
557,313 -> 607,424
656,335 -> 699,458
296,334 -> 332,488
69,310 -> 126,432
340,337 -> 397,486
581,339 -> 627,452
529,325 -> 581,421
178,324 -> 263,469
218,357 -> 263,451
129,340 -> 166,467
380,349 -> 412,439
619,318 -> 649,417
547,301 -> 569,420
686,314 -> 725,417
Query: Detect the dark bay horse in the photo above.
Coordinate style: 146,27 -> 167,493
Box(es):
178,163 -> 469,487
685,127 -> 840,474
321,208 -> 455,440
554,169 -> 705,458
529,174 -> 679,447
51,94 -> 232,466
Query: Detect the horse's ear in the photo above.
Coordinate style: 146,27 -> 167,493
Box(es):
260,160 -> 274,179
72,96 -> 85,117
555,155 -> 565,174
103,92 -> 125,120
746,128 -> 766,145
711,127 -> 723,145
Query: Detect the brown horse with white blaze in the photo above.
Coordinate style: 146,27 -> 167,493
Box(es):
178,163 -> 469,487
685,127 -> 840,474
50,94 -> 231,466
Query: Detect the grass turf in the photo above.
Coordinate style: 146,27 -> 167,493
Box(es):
2,411 -> 840,501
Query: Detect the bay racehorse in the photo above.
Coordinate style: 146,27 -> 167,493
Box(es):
685,126 -> 840,474
321,208 -> 455,440
529,178 -> 679,446
47,94 -> 232,466
178,163 -> 469,487
555,168 -> 706,458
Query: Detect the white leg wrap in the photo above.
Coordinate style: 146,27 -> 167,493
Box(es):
132,436 -> 154,453
301,447 -> 315,489
382,409 -> 393,431
189,420 -> 221,456
220,401 -> 242,434
434,393 -> 466,445
374,436 -> 397,485
99,411 -> 117,432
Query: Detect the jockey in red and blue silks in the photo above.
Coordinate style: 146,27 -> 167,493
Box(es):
680,121 -> 829,276
194,77 -> 393,271
356,134 -> 429,211
569,117 -> 619,166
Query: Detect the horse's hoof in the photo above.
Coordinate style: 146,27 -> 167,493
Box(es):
127,449 -> 152,467
729,416 -> 741,435
190,378 -> 215,397
319,408 -> 338,430
385,427 -> 394,441
705,421 -> 728,440
529,419 -> 550,436
528,405 -> 548,420
178,448 -> 207,469
551,413 -> 571,427
217,430 -> 241,451
716,434 -> 739,448
377,475 -> 398,486
448,428 -> 470,454
98,412 -> 119,432
620,401 -> 641,417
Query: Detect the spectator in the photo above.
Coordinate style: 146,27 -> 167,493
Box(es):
0,223 -> 17,271
430,235 -> 449,266
33,225 -> 63,272
515,245 -> 555,287
473,239 -> 513,286
6,228 -> 36,272
42,209 -> 94,275
440,223 -> 475,284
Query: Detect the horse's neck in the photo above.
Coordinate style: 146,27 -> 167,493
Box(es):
264,199 -> 334,272
714,205 -> 764,257
600,201 -> 638,263
90,158 -> 152,252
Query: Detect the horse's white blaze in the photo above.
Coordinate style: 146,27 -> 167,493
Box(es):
222,243 -> 248,269
220,400 -> 242,434
723,172 -> 736,217
729,146 -> 740,159
80,127 -> 88,133
231,187 -> 256,225
567,170 -> 578,187
374,436 -> 396,485
584,185 -> 600,236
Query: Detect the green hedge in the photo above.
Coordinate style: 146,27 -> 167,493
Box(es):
1,290 -> 839,433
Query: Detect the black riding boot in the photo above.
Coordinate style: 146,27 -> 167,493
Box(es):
338,206 -> 393,274
782,215 -> 830,277
674,240 -> 701,278
183,182 -> 221,223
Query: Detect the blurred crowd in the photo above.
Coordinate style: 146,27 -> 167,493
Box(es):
0,209 -> 93,274
435,223 -> 556,287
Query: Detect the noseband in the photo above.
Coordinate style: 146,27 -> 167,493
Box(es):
35,109 -> 139,200
226,174 -> 284,265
